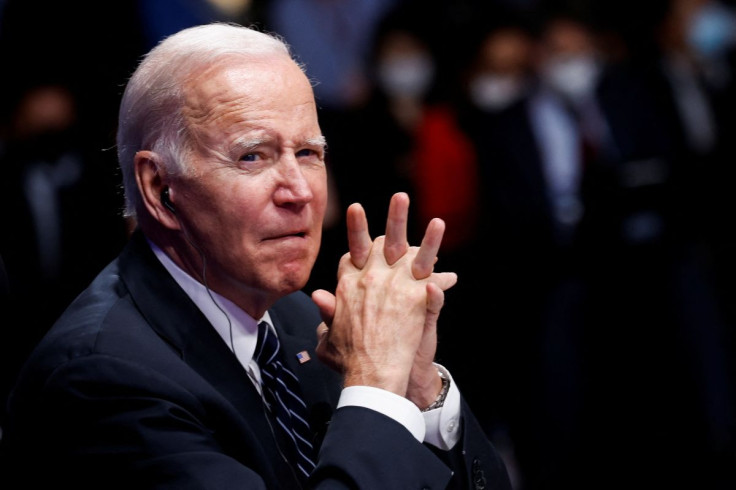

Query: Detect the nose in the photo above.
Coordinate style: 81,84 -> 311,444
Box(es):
273,155 -> 314,206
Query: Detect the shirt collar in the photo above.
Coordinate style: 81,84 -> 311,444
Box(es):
147,238 -> 272,368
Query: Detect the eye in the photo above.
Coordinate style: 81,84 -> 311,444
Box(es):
295,148 -> 316,158
240,153 -> 259,162
296,147 -> 325,163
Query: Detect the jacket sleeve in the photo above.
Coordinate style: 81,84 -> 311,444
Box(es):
312,401 -> 512,490
313,405 -> 454,489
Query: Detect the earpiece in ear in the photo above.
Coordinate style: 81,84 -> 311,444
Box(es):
161,187 -> 176,213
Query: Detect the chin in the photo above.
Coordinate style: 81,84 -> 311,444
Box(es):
276,264 -> 311,292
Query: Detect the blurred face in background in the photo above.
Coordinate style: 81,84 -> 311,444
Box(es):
375,29 -> 436,100
467,26 -> 536,111
538,17 -> 603,101
661,0 -> 736,60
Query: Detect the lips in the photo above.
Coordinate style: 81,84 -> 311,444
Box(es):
264,230 -> 307,241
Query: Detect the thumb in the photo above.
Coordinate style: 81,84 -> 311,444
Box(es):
311,288 -> 336,326
430,271 -> 458,292
426,282 -> 445,319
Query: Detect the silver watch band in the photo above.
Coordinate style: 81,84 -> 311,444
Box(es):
421,366 -> 450,412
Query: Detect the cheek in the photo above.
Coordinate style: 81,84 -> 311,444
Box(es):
203,192 -> 260,247
310,172 -> 329,216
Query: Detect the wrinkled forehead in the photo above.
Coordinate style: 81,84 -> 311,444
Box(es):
177,54 -> 321,160
181,54 -> 312,122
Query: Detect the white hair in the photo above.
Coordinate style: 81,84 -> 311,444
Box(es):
116,22 -> 300,218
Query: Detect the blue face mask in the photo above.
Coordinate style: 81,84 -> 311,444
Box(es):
688,2 -> 736,59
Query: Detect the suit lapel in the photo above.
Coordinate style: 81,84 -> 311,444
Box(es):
118,231 -> 278,448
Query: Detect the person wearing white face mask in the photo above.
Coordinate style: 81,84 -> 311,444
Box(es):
540,52 -> 602,103
469,73 -> 529,112
376,47 -> 436,101
536,14 -> 606,111
534,13 -> 621,171
466,26 -> 536,112
373,27 -> 437,132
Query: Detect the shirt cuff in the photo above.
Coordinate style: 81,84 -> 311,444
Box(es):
422,364 -> 462,450
337,385 -> 426,442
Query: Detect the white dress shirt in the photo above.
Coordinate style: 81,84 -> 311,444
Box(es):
149,240 -> 461,449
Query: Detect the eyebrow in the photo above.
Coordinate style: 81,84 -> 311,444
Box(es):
305,135 -> 328,150
232,137 -> 265,153
232,135 -> 327,152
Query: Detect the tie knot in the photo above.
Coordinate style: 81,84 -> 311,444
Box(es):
254,321 -> 279,368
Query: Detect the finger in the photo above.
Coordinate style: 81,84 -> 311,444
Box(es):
412,218 -> 445,279
384,192 -> 409,265
360,235 -> 388,269
429,271 -> 458,292
426,282 -> 445,316
336,251 -> 356,277
316,322 -> 329,341
314,322 -> 341,373
346,202 -> 372,269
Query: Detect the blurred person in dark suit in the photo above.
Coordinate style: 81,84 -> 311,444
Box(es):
450,11 -> 590,489
630,0 -> 736,483
531,6 -> 734,488
0,0 -> 139,435
451,4 -> 735,488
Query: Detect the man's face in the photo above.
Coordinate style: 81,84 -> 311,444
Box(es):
173,55 -> 328,312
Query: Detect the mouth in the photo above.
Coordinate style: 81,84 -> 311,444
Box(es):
265,231 -> 307,241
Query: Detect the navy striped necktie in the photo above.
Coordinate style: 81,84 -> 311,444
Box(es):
254,320 -> 317,481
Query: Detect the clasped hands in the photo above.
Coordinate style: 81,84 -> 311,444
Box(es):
311,192 -> 457,410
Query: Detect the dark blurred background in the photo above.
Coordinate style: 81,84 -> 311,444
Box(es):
1,0 -> 735,488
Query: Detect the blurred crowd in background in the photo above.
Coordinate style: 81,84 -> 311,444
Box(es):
1,0 -> 735,488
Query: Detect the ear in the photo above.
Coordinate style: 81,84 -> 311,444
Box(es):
134,150 -> 180,230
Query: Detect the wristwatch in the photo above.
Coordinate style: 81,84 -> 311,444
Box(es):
421,366 -> 450,412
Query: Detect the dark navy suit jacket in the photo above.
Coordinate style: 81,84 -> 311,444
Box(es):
1,229 -> 511,489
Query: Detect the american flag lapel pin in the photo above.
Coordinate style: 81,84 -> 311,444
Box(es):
296,350 -> 311,364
